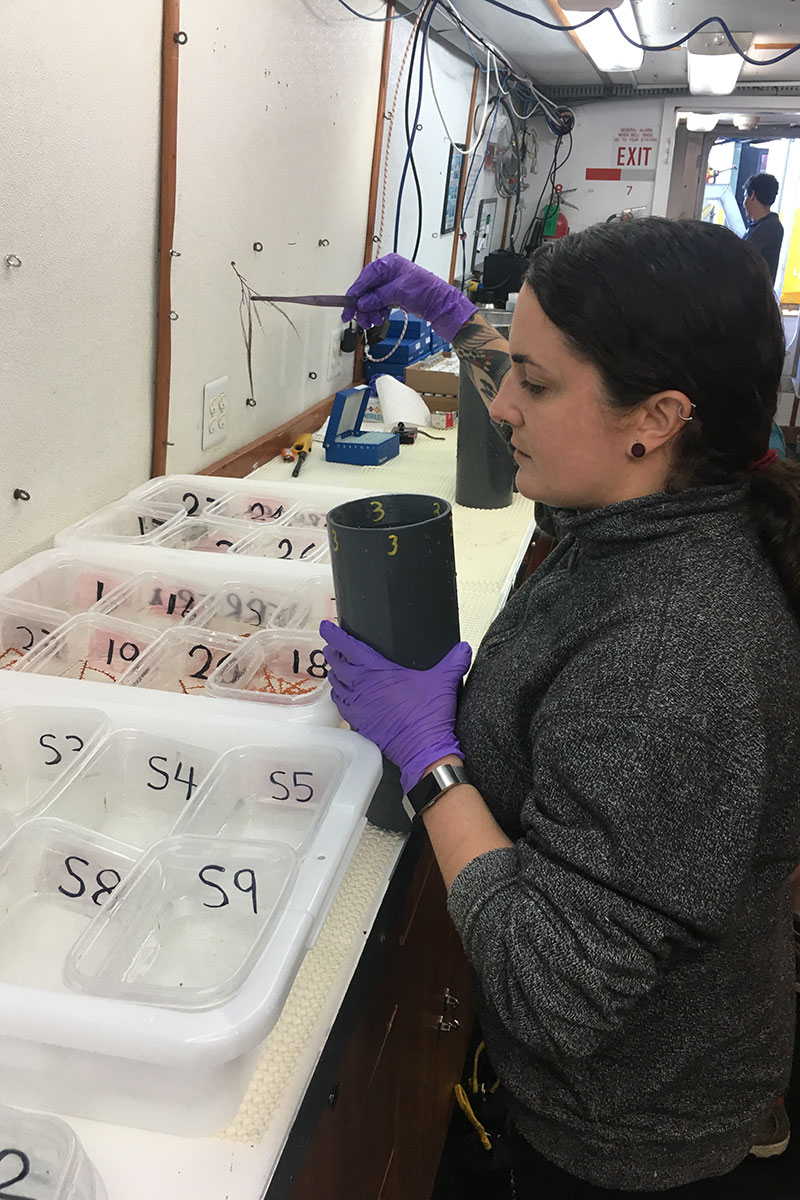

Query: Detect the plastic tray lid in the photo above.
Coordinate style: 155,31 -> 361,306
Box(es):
117,626 -> 243,696
0,1102 -> 103,1200
64,836 -> 300,1011
269,577 -> 338,631
16,614 -> 161,684
324,386 -> 370,449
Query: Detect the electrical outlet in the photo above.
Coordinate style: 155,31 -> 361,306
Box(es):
328,328 -> 344,381
202,375 -> 228,450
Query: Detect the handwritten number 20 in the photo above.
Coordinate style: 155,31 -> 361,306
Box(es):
0,1148 -> 33,1200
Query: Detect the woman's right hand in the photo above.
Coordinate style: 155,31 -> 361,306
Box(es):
342,253 -> 476,342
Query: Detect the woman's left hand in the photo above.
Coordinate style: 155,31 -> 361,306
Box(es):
320,620 -> 472,792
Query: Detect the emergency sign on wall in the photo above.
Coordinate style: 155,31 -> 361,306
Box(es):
586,124 -> 658,182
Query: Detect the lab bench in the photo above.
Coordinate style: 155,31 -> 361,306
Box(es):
7,429 -> 535,1200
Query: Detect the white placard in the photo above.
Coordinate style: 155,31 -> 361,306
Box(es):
612,124 -> 658,169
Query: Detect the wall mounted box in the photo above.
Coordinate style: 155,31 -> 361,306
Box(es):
324,388 -> 400,467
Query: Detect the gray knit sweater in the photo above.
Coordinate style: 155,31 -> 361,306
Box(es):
450,485 -> 800,1191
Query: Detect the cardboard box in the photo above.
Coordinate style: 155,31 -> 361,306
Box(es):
404,359 -> 459,412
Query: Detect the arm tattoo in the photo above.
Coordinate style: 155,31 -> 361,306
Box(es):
451,316 -> 512,412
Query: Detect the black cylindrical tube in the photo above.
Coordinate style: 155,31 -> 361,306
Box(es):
327,493 -> 460,830
327,493 -> 459,669
455,360 -> 516,509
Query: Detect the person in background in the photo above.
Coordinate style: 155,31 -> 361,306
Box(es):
323,223 -> 800,1198
743,173 -> 784,284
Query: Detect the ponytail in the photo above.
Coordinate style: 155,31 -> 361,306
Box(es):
748,459 -> 800,622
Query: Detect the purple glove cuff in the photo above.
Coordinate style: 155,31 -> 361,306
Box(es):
431,295 -> 477,343
400,740 -> 464,795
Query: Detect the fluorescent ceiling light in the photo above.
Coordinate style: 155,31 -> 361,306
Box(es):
733,113 -> 760,130
561,0 -> 645,73
687,31 -> 752,95
684,112 -> 721,132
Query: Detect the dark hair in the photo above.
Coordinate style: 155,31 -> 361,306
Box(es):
744,173 -> 779,207
525,217 -> 800,619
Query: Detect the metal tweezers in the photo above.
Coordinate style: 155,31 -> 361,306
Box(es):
250,294 -> 350,307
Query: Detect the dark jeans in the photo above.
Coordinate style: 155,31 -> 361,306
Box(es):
509,1126 -> 735,1199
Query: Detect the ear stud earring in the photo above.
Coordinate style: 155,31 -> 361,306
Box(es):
631,443 -> 646,458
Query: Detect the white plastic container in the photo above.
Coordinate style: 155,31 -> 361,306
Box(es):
149,516 -> 243,554
0,706 -> 109,841
92,570 -> 207,629
42,728 -> 220,850
279,504 -> 328,531
205,491 -> 297,525
0,674 -> 381,1135
172,742 -> 345,852
126,478 -> 231,517
184,580 -> 291,638
0,553 -> 135,614
0,1102 -> 107,1200
269,577 -> 338,631
206,629 -> 332,712
232,524 -> 329,563
16,615 -> 160,685
118,626 -> 242,696
0,819 -> 139,991
66,836 -> 299,1010
0,597 -> 70,670
55,502 -> 185,546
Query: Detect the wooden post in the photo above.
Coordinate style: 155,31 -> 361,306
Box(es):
151,0 -> 181,478
449,66 -> 480,285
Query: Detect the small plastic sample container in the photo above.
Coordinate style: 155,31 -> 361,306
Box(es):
0,598 -> 70,671
150,516 -> 243,554
232,524 -> 329,563
206,491 -> 296,525
269,577 -> 338,632
279,504 -> 328,531
0,1102 -> 107,1200
206,629 -> 330,706
0,819 -> 138,992
0,706 -> 109,841
173,743 -> 345,852
16,615 -> 160,684
66,836 -> 299,1010
133,479 -> 230,517
0,555 -> 135,615
185,580 -> 291,637
57,502 -> 185,545
118,627 -> 242,695
43,729 -> 219,850
93,571 -> 207,629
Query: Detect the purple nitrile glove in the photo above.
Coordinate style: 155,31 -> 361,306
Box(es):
320,619 -> 472,793
342,253 -> 477,342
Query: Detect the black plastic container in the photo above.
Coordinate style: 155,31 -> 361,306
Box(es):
455,360 -> 516,510
327,493 -> 460,831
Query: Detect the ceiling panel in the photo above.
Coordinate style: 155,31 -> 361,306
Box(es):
440,0 -> 800,90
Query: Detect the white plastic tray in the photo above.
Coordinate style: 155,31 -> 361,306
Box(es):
0,672 -> 382,1137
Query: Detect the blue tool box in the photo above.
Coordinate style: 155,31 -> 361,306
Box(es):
324,386 -> 400,466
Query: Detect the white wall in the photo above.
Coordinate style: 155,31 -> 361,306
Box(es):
167,0 -> 383,473
377,22 -> 503,280
518,98 -> 666,237
0,0 -> 162,570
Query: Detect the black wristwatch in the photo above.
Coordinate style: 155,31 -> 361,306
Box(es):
403,763 -> 470,825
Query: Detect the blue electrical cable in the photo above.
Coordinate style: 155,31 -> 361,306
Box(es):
393,0 -> 436,255
478,2 -> 800,67
334,0 -> 424,21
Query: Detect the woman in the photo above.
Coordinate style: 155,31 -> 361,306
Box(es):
322,219 -> 800,1196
